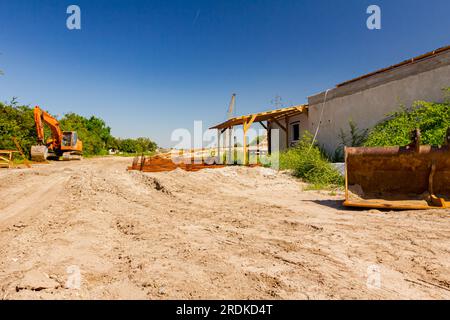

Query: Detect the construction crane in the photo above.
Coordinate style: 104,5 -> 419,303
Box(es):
31,106 -> 83,161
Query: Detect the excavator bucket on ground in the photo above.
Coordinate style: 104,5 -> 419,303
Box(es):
344,128 -> 450,210
30,145 -> 48,162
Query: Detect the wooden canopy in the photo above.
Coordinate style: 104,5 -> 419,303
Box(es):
210,105 -> 308,130
211,105 -> 308,165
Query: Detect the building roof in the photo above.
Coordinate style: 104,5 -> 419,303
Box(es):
210,105 -> 308,130
308,44 -> 450,105
337,45 -> 450,88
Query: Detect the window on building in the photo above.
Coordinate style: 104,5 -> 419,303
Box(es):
292,122 -> 300,141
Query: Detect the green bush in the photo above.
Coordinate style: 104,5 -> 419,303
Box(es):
365,88 -> 450,147
118,137 -> 157,154
0,100 -> 37,157
279,132 -> 344,189
333,120 -> 368,162
59,113 -> 114,155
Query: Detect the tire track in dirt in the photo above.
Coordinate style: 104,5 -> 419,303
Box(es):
0,175 -> 69,226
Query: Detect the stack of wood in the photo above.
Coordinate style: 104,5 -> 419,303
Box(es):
0,150 -> 17,168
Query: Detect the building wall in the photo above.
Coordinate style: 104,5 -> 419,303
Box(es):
287,49 -> 450,157
270,48 -> 450,155
270,112 -> 309,151
307,63 -> 450,155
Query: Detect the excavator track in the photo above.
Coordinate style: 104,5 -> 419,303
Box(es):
62,152 -> 82,161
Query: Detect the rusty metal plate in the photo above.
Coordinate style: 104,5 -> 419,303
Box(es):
344,129 -> 450,210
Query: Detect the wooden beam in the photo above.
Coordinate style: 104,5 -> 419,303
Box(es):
210,104 -> 308,130
12,137 -> 31,168
244,114 -> 257,132
267,121 -> 272,155
243,114 -> 257,165
259,121 -> 267,130
0,150 -> 18,169
270,117 -> 286,132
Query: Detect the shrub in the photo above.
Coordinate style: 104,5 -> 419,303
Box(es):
333,120 -> 368,162
0,101 -> 37,157
365,88 -> 450,147
279,132 -> 344,188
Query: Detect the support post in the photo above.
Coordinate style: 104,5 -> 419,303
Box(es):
217,129 -> 221,164
285,116 -> 290,150
222,129 -> 226,164
228,127 -> 233,164
267,120 -> 272,155
243,114 -> 257,166
256,135 -> 260,164
243,122 -> 248,166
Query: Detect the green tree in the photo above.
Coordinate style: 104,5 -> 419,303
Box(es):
0,101 -> 36,157
135,137 -> 157,152
119,139 -> 139,153
60,113 -> 113,155
106,136 -> 120,151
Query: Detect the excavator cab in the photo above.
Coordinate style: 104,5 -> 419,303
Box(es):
60,131 -> 83,160
62,132 -> 78,147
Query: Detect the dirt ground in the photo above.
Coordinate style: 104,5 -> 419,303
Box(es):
0,157 -> 449,300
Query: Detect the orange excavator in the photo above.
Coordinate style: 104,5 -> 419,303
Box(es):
31,106 -> 83,161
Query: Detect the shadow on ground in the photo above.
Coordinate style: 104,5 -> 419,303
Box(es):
310,199 -> 369,212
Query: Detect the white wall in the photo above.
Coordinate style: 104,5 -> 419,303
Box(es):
268,49 -> 450,155
270,112 -> 309,151
307,63 -> 450,155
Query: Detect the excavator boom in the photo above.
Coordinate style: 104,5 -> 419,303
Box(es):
33,106 -> 63,147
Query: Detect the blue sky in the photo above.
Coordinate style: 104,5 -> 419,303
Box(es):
0,0 -> 449,147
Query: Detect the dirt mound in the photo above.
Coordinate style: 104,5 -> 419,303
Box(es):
128,171 -> 172,195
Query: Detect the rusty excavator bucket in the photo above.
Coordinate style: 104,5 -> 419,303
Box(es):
344,128 -> 450,210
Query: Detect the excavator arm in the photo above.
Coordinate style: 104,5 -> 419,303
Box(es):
34,106 -> 63,147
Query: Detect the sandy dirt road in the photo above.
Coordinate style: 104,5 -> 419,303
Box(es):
0,157 -> 449,299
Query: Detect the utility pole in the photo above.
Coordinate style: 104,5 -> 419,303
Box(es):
227,94 -> 236,164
